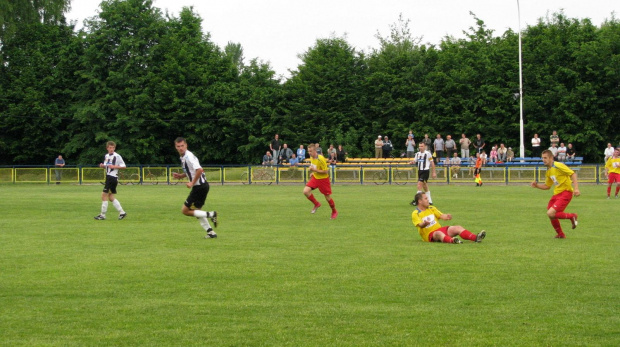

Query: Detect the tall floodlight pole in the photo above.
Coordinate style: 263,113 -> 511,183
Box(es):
517,0 -> 525,158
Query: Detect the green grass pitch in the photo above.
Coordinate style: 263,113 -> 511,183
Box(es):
0,183 -> 618,346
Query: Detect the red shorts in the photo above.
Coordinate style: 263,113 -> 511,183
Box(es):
608,172 -> 620,184
428,226 -> 450,242
547,190 -> 573,212
306,176 -> 332,195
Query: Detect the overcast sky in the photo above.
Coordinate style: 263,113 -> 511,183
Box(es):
68,0 -> 618,78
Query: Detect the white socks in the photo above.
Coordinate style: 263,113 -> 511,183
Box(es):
100,201 -> 108,216
112,199 -> 124,214
426,191 -> 433,204
198,217 -> 213,231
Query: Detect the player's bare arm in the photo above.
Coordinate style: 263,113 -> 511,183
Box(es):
531,181 -> 550,190
440,214 -> 452,221
571,173 -> 581,196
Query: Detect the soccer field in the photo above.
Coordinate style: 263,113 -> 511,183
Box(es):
0,184 -> 618,346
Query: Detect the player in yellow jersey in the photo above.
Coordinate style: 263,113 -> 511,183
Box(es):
411,192 -> 486,244
605,147 -> 620,199
531,149 -> 580,238
303,143 -> 338,219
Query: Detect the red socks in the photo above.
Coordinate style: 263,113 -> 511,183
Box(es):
442,235 -> 453,243
459,230 -> 477,242
550,218 -> 565,237
328,198 -> 336,211
307,194 -> 319,206
608,186 -> 612,196
554,212 -> 574,220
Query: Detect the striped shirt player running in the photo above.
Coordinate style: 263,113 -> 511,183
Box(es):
94,141 -> 128,220
409,142 -> 436,205
173,137 -> 218,239
531,149 -> 580,239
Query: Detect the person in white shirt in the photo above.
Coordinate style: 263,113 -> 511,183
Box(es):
409,142 -> 436,205
173,137 -> 218,239
531,134 -> 542,157
94,141 -> 127,220
557,143 -> 567,162
604,143 -> 615,162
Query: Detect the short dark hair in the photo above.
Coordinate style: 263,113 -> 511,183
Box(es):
174,137 -> 186,144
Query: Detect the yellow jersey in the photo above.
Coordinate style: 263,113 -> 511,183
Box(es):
411,206 -> 443,242
310,155 -> 329,179
545,162 -> 575,195
605,158 -> 620,175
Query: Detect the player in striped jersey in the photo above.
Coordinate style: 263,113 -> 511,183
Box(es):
531,149 -> 580,239
94,141 -> 128,220
605,147 -> 620,199
173,137 -> 218,239
409,142 -> 436,205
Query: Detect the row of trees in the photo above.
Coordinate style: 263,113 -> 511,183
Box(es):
1,0 -> 618,165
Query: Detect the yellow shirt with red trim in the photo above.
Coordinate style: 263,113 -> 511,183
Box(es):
411,206 -> 443,242
545,161 -> 575,195
310,155 -> 329,179
605,158 -> 620,175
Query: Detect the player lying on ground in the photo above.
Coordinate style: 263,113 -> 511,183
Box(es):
411,192 -> 486,244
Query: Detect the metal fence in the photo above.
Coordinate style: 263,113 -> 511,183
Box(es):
0,164 -> 609,185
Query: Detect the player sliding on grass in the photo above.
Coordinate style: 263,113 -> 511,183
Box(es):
411,192 -> 486,244
173,137 -> 218,239
531,149 -> 580,239
303,143 -> 338,219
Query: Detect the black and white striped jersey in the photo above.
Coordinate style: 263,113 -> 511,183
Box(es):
414,150 -> 433,171
103,152 -> 126,177
180,150 -> 207,186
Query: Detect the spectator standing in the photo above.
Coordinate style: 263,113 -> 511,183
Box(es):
444,135 -> 456,159
459,134 -> 471,159
531,134 -> 542,157
433,134 -> 445,163
375,136 -> 383,158
297,145 -> 306,163
422,134 -> 432,151
383,136 -> 393,158
473,134 -> 486,154
54,155 -> 65,184
270,134 -> 282,165
327,144 -> 337,158
566,143 -> 575,160
450,153 -> 461,178
604,143 -> 615,162
550,130 -> 560,148
336,145 -> 347,163
557,143 -> 567,162
497,144 -> 507,162
315,142 -> 323,156
405,134 -> 416,158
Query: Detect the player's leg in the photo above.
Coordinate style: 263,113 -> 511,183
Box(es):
430,228 -> 461,244
550,192 -> 577,229
304,180 -> 321,212
446,225 -> 483,242
107,179 -> 126,219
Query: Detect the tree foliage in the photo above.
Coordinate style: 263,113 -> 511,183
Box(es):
0,7 -> 618,165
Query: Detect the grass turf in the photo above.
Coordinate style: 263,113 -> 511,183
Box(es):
0,183 -> 618,346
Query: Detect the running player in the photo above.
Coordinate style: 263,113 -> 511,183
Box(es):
605,147 -> 620,199
94,141 -> 128,220
531,149 -> 580,239
173,137 -> 218,239
303,143 -> 337,219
